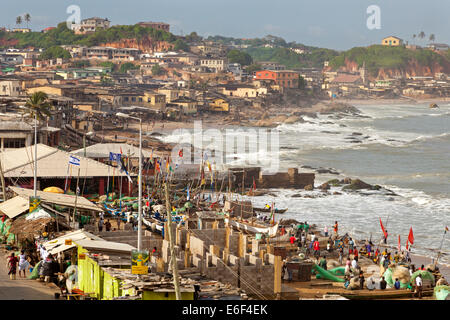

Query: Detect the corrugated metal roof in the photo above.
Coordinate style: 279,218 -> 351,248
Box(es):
10,186 -> 103,212
43,229 -> 103,250
0,144 -> 131,178
72,143 -> 153,159
0,196 -> 29,218
74,239 -> 136,253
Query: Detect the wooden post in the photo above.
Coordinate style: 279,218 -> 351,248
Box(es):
274,255 -> 282,298
225,226 -> 231,250
0,158 -> 7,201
238,232 -> 245,258
72,167 -> 81,229
164,183 -> 182,300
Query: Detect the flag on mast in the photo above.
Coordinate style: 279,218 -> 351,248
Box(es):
379,218 -> 388,238
69,155 -> 80,166
398,235 -> 401,251
408,227 -> 414,245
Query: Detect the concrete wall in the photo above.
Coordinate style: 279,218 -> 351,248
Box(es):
259,169 -> 315,189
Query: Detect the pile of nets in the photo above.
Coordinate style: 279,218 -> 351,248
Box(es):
410,270 -> 435,287
434,285 -> 450,300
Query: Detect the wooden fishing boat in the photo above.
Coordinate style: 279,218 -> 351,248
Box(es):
253,207 -> 288,214
337,288 -> 434,300
224,217 -> 279,237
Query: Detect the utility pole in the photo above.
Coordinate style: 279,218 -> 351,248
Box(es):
34,112 -> 38,197
164,182 -> 181,300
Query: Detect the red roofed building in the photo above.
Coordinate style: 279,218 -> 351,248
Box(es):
254,70 -> 299,88
42,27 -> 56,33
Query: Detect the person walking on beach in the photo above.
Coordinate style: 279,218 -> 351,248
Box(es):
313,239 -> 320,259
105,219 -> 112,232
324,226 -> 328,237
98,218 -> 104,232
18,250 -> 30,278
334,221 -> 338,236
348,237 -> 354,255
353,247 -> 359,260
338,247 -> 344,265
6,252 -> 19,280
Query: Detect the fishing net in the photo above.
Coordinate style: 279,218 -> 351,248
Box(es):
28,260 -> 42,279
410,270 -> 435,286
434,285 -> 450,300
392,266 -> 411,288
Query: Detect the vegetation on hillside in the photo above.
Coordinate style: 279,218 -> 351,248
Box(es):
244,47 -> 339,69
0,22 -> 178,49
227,49 -> 253,66
329,45 -> 448,76
38,46 -> 71,60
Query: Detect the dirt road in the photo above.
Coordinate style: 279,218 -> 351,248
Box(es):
0,252 -> 58,300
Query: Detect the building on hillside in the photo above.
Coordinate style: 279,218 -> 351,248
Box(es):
427,43 -> 449,52
218,84 -> 267,98
381,36 -> 403,46
0,121 -> 60,151
199,58 -> 227,72
171,96 -> 198,114
12,28 -> 31,33
259,61 -> 286,71
254,70 -> 299,89
0,78 -> 23,96
137,22 -> 170,31
42,27 -> 56,33
71,17 -> 110,34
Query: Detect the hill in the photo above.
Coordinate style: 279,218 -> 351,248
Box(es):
0,22 -> 180,49
328,45 -> 450,79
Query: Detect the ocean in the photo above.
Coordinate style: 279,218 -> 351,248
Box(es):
161,102 -> 450,265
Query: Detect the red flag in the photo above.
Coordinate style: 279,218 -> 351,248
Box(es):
406,239 -> 409,250
398,235 -> 401,251
408,227 -> 414,245
179,149 -> 183,157
380,218 -> 388,238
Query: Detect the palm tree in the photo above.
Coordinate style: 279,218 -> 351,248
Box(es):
418,31 -> 426,41
429,34 -> 436,43
24,13 -> 31,29
23,91 -> 52,123
16,16 -> 22,27
413,34 -> 416,44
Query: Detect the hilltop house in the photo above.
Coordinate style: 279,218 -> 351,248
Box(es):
381,36 -> 403,47
71,17 -> 110,35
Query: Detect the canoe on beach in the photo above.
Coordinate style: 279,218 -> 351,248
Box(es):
253,207 -> 288,214
337,288 -> 434,300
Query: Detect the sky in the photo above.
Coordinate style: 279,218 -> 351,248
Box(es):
1,0 -> 449,51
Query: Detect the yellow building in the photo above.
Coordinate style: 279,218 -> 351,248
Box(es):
208,98 -> 229,113
381,36 -> 403,46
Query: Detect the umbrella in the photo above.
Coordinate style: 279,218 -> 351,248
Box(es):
43,186 -> 64,194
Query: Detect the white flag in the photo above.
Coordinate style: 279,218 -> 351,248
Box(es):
69,155 -> 80,166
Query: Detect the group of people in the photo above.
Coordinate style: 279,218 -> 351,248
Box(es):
6,250 -> 30,280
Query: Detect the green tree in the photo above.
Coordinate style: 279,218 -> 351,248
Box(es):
119,62 -> 139,74
151,63 -> 165,76
418,31 -> 426,41
99,61 -> 117,72
429,34 -> 435,42
24,13 -> 31,29
245,63 -> 262,74
72,60 -> 91,68
227,49 -> 253,66
174,39 -> 189,52
16,16 -> 22,27
39,46 -> 71,60
23,91 -> 52,122
185,31 -> 202,43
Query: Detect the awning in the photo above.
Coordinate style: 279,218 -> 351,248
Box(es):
10,186 -> 103,212
0,196 -> 29,219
